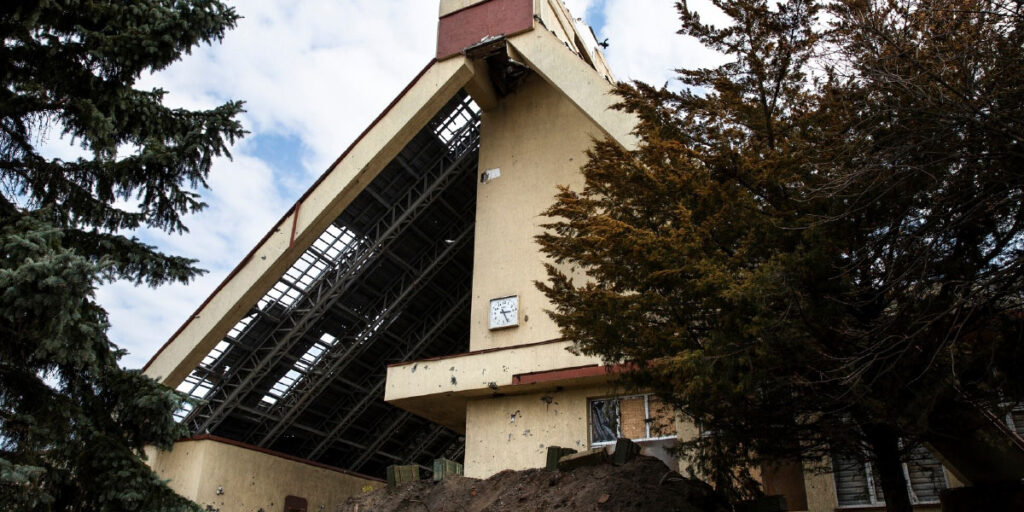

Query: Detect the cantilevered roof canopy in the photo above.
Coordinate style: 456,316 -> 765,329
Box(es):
144,0 -> 636,477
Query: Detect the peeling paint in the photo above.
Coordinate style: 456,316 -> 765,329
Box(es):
522,429 -> 532,437
411,363 -> 417,373
509,410 -> 521,423
450,376 -> 458,385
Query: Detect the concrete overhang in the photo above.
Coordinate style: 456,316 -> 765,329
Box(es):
505,27 -> 637,150
384,340 -> 618,433
143,56 -> 477,387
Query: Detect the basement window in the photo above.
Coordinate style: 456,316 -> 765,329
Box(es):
589,393 -> 677,447
832,444 -> 948,508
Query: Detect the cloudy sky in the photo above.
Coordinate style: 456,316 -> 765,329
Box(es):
93,0 -> 729,369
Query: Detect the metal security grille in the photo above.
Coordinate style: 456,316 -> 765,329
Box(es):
174,92 -> 481,477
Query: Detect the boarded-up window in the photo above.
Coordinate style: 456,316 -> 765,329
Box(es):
647,397 -> 676,439
620,396 -> 647,439
589,394 -> 677,447
832,446 -> 947,507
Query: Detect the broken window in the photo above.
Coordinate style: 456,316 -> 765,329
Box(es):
590,399 -> 618,444
589,393 -> 678,447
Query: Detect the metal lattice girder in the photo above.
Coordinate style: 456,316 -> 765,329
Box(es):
228,401 -> 412,464
180,94 -> 480,409
250,227 -> 474,447
348,410 -> 414,471
301,235 -> 473,458
447,441 -> 466,462
277,287 -> 471,454
254,283 -> 473,448
186,120 -> 480,434
223,284 -> 464,440
402,424 -> 451,465
311,284 -> 469,424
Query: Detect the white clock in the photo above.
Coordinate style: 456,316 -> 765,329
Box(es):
489,295 -> 519,330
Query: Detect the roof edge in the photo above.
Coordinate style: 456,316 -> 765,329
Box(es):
144,58 -> 476,386
179,434 -> 386,483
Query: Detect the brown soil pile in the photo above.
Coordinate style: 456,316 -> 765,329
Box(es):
340,456 -> 730,512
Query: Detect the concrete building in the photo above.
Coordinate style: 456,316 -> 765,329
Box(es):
144,1 -> 988,510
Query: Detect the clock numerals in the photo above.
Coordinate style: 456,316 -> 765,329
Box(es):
489,295 -> 519,330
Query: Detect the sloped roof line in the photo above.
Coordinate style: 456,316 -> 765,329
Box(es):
143,58 -> 440,374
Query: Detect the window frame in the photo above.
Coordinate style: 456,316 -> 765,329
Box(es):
832,446 -> 949,509
588,393 -> 678,448
1004,405 -> 1024,438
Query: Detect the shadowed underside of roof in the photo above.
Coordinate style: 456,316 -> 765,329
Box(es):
173,91 -> 481,477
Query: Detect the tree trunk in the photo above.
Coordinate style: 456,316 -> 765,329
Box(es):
866,424 -> 914,512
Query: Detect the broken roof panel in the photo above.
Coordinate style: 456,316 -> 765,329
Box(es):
167,92 -> 480,476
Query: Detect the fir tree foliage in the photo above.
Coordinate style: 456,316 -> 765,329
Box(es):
537,0 -> 1024,510
1,1 -> 243,510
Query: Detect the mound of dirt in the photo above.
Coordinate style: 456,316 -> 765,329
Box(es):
341,455 -> 730,512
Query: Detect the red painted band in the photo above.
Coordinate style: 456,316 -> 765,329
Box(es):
436,0 -> 533,59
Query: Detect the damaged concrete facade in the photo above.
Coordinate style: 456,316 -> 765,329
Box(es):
143,1 -> 976,511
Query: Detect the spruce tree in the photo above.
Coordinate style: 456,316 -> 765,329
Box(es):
537,1 -> 1024,510
0,1 -> 243,510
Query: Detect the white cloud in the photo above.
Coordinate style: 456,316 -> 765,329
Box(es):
598,0 -> 729,87
562,0 -> 597,18
101,0 -> 437,368
138,0 -> 437,175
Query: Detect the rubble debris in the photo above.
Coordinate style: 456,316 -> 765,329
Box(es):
557,447 -> 609,471
342,455 -> 731,512
611,438 -> 641,466
545,446 -> 577,470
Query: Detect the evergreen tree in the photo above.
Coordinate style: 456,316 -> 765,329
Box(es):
0,1 -> 243,510
537,1 -> 1024,510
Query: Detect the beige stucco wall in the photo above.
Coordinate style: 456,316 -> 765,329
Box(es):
386,341 -> 602,400
469,71 -> 606,352
464,387 -> 951,512
146,438 -> 380,512
537,0 -> 573,49
465,386 -> 594,477
464,383 -> 703,479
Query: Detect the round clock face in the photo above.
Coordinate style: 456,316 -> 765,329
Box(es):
489,296 -> 518,330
